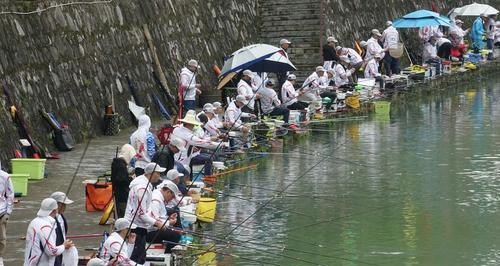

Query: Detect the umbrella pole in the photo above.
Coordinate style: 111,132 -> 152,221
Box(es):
400,35 -> 413,66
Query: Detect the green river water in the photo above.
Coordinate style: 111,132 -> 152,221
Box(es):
201,76 -> 500,266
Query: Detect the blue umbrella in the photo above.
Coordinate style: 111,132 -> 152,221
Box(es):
393,9 -> 452,28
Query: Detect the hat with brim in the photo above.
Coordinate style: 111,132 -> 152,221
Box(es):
37,198 -> 58,217
114,218 -> 137,231
235,95 -> 248,105
372,29 -> 382,37
50,191 -> 74,205
169,137 -> 187,152
164,169 -> 184,181
178,111 -> 203,126
159,180 -> 181,199
188,59 -> 199,69
144,163 -> 167,174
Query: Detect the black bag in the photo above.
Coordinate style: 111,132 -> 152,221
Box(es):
53,128 -> 74,151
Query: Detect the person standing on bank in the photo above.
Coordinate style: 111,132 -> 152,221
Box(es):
381,21 -> 400,76
24,198 -> 74,266
50,191 -> 75,266
366,29 -> 387,62
277,39 -> 291,88
0,169 -> 13,266
471,13 -> 488,53
125,163 -> 167,264
111,144 -> 136,218
130,114 -> 156,176
322,36 -> 339,70
180,59 -> 202,112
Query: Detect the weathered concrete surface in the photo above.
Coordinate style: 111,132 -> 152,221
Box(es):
0,0 -> 259,167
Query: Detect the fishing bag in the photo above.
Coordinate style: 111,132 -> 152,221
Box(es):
53,127 -> 74,151
85,179 -> 113,212
157,124 -> 174,145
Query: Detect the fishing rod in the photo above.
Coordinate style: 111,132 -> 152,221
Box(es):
36,139 -> 92,266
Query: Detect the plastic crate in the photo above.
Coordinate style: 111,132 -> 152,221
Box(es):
374,101 -> 391,115
11,158 -> 47,180
10,173 -> 29,196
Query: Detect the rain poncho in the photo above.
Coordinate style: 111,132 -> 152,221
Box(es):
470,17 -> 485,50
130,115 -> 155,169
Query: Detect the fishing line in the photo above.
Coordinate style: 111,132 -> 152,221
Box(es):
36,138 -> 92,266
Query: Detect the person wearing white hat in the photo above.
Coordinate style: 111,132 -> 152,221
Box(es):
333,60 -> 355,87
199,105 -> 222,137
259,79 -> 292,126
323,36 -> 339,70
364,54 -> 384,88
471,14 -> 488,52
224,95 -> 256,133
277,38 -> 292,88
180,59 -> 202,112
24,198 -> 74,266
451,19 -> 469,45
211,102 -> 225,128
281,74 -> 308,110
0,169 -> 13,266
125,162 -> 167,263
302,66 -> 327,102
171,110 -> 225,179
151,137 -> 187,189
279,39 -> 291,58
486,14 -> 497,59
338,47 -> 363,82
50,191 -> 74,266
111,144 -> 136,218
130,114 -> 155,176
100,218 -> 139,265
423,35 -> 439,64
366,29 -> 387,62
146,180 -> 181,253
381,20 -> 400,76
237,70 -> 258,112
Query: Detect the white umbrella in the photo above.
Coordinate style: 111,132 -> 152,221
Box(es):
220,44 -> 281,77
247,51 -> 297,73
452,2 -> 499,16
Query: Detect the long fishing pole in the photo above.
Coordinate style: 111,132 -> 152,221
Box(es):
36,139 -> 92,266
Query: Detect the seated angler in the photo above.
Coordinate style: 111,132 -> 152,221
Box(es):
281,74 -> 308,111
423,35 -> 440,64
364,53 -> 384,89
260,79 -> 292,127
333,60 -> 356,88
319,69 -> 338,101
224,95 -> 256,134
302,66 -> 326,102
237,70 -> 259,114
100,218 -> 140,265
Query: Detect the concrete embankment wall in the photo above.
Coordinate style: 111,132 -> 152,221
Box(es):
0,0 -> 259,167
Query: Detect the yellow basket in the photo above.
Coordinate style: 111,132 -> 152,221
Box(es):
196,197 -> 217,223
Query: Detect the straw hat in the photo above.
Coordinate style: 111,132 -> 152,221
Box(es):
179,110 -> 203,126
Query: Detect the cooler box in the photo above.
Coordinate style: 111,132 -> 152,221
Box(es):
11,158 -> 47,180
10,173 -> 29,196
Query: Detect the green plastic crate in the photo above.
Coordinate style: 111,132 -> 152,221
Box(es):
11,158 -> 47,180
10,174 -> 29,196
374,101 -> 391,116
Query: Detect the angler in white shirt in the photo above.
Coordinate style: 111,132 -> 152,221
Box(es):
366,29 -> 387,62
180,59 -> 202,112
364,54 -> 384,89
100,218 -> 140,266
301,66 -> 326,102
281,74 -> 308,110
212,102 -> 225,129
334,61 -> 355,87
381,21 -> 401,76
24,198 -> 74,266
260,79 -> 291,125
125,163 -> 166,264
237,70 -> 258,112
0,170 -> 14,266
198,105 -> 222,137
422,36 -> 439,64
224,95 -> 256,133
338,47 -> 363,83
146,181 -> 180,253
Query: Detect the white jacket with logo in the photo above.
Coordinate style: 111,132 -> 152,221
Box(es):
0,170 -> 14,216
101,231 -> 139,266
180,67 -> 197,101
24,216 -> 64,266
124,175 -> 157,229
224,100 -> 250,129
237,79 -> 256,110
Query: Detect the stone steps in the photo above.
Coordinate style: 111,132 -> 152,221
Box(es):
260,30 -> 318,39
259,0 -> 319,7
260,8 -> 319,17
260,19 -> 321,27
261,24 -> 320,33
260,13 -> 320,22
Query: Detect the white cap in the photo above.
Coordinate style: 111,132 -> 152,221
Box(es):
374,53 -> 382,59
242,70 -> 253,77
386,20 -> 393,26
204,105 -> 215,114
212,101 -> 222,108
265,79 -> 275,86
316,66 -> 325,72
114,218 -> 137,231
87,258 -> 106,266
144,163 -> 167,174
188,59 -> 199,69
326,36 -> 338,43
164,169 -> 184,181
203,103 -> 213,111
50,191 -> 74,205
360,41 -> 367,47
159,180 -> 181,197
169,137 -> 186,152
287,74 -> 297,80
327,69 -> 335,75
455,19 -> 464,24
280,39 -> 291,45
235,95 -> 248,105
335,45 -> 342,51
480,13 -> 487,18
37,198 -> 58,217
371,29 -> 382,36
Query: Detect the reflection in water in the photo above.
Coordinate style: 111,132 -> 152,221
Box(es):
204,77 -> 500,266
